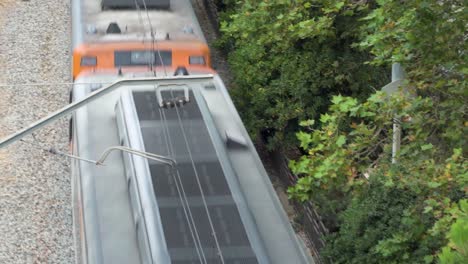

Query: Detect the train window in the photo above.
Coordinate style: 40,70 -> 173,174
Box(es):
114,50 -> 172,67
80,56 -> 97,66
131,51 -> 154,65
189,56 -> 206,65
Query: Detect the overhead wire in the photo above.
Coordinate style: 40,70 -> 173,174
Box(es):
134,0 -> 146,39
140,0 -> 168,76
159,103 -> 207,264
169,88 -> 225,263
136,2 -> 203,260
133,0 -> 154,74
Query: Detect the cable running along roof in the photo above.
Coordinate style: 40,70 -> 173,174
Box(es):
133,89 -> 261,263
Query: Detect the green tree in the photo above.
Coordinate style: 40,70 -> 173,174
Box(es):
438,200 -> 468,264
287,0 -> 467,262
218,1 -> 467,262
289,92 -> 467,263
358,0 -> 467,149
220,0 -> 387,148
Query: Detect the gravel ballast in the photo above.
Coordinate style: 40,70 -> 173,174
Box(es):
0,0 -> 74,263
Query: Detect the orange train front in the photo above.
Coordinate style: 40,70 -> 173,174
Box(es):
73,40 -> 212,79
72,0 -> 212,79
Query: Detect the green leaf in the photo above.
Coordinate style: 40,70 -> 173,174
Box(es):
423,206 -> 433,213
297,131 -> 313,148
336,135 -> 346,147
320,114 -> 332,123
335,2 -> 345,10
427,182 -> 442,188
421,144 -> 433,151
299,119 -> 315,127
331,95 -> 344,105
449,220 -> 468,249
423,255 -> 433,264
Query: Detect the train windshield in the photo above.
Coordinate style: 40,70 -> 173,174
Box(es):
114,50 -> 172,67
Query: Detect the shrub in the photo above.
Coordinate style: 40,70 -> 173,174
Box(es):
220,0 -> 387,149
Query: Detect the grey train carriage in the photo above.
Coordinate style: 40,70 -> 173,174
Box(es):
69,72 -> 313,264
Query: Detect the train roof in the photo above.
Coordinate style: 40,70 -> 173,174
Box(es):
72,73 -> 312,263
73,0 -> 205,47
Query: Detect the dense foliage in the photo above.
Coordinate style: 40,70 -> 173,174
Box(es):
289,93 -> 466,263
219,0 -> 466,263
438,200 -> 468,264
219,0 -> 388,148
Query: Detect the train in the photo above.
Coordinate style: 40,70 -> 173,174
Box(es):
68,0 -> 313,263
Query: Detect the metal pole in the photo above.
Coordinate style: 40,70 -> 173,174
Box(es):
0,75 -> 213,149
391,63 -> 404,163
